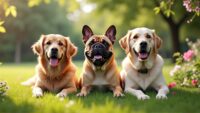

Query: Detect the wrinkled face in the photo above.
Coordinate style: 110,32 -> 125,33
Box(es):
85,36 -> 113,66
82,25 -> 116,66
119,27 -> 162,61
32,34 -> 77,67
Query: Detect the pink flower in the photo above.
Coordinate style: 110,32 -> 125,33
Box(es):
168,82 -> 176,89
191,79 -> 198,86
183,50 -> 194,61
183,0 -> 192,12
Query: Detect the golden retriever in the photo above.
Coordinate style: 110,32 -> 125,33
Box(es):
119,27 -> 169,100
21,34 -> 78,98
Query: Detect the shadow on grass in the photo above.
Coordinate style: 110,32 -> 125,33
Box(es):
70,88 -> 200,113
0,96 -> 35,113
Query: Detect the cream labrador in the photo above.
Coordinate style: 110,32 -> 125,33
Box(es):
119,27 -> 169,100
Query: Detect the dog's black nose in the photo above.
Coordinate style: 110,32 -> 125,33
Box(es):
51,48 -> 58,53
93,44 -> 104,49
140,41 -> 147,48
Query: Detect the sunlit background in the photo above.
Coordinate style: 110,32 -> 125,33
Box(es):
0,0 -> 199,63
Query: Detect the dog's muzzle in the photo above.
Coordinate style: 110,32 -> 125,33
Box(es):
134,41 -> 150,60
47,48 -> 62,67
86,43 -> 112,66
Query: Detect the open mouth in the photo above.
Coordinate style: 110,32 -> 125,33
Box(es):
134,49 -> 150,60
85,50 -> 112,66
47,53 -> 63,67
92,55 -> 104,61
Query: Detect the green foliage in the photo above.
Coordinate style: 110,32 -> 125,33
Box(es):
0,21 -> 6,33
171,39 -> 200,87
0,0 -> 17,33
28,0 -> 80,12
154,1 -> 175,17
173,52 -> 183,65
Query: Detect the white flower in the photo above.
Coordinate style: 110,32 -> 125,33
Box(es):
170,65 -> 181,76
0,81 -> 6,87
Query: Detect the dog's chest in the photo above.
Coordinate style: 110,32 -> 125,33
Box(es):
127,72 -> 152,90
44,77 -> 63,93
92,71 -> 109,85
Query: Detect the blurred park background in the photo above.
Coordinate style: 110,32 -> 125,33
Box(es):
0,0 -> 199,63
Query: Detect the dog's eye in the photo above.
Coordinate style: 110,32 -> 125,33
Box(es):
102,40 -> 109,47
89,40 -> 95,46
58,42 -> 63,46
146,34 -> 151,39
133,35 -> 138,39
46,41 -> 51,45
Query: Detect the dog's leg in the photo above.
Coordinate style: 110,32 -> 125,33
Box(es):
156,85 -> 169,99
151,74 -> 169,99
33,86 -> 43,98
125,77 -> 150,100
112,85 -> 124,97
32,79 -> 44,98
76,85 -> 91,97
77,73 -> 93,97
57,87 -> 77,98
106,70 -> 124,97
125,87 -> 150,100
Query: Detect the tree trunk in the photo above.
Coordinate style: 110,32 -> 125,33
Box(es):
169,24 -> 181,54
14,39 -> 21,64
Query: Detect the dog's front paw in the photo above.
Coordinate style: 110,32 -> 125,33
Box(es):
56,92 -> 67,98
33,91 -> 43,98
113,91 -> 124,97
137,94 -> 150,100
76,91 -> 88,97
156,93 -> 167,99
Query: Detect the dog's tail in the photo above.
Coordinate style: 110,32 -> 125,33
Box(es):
21,76 -> 36,86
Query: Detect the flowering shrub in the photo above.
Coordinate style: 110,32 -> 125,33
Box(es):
170,39 -> 200,88
183,0 -> 200,13
183,0 -> 200,23
0,81 -> 9,96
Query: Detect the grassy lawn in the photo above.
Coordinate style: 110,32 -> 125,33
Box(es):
0,61 -> 200,113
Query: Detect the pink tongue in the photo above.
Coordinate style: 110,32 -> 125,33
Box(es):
94,55 -> 102,60
139,53 -> 148,59
50,59 -> 59,67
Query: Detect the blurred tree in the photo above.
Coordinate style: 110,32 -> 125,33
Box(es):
0,0 -> 77,63
86,0 -> 200,58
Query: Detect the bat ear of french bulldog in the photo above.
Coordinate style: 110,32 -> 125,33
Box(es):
82,25 -> 93,44
105,25 -> 116,44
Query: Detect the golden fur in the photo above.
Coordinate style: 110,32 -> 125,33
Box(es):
21,34 -> 78,98
77,26 -> 123,97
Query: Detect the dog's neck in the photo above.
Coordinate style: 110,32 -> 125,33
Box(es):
138,68 -> 148,74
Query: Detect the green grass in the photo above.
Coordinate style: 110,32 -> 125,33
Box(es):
0,61 -> 200,113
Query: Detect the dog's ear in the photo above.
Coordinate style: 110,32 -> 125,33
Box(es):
32,35 -> 46,56
105,25 -> 116,44
65,37 -> 78,58
82,25 -> 93,44
119,32 -> 131,54
153,31 -> 162,49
